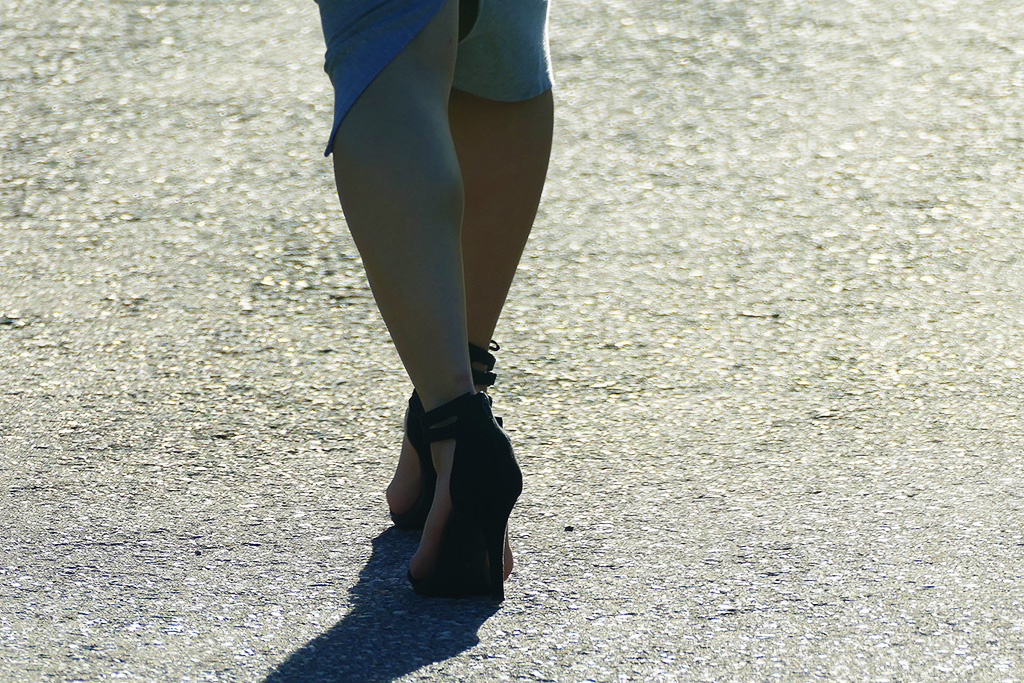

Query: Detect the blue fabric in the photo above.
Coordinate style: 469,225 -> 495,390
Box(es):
315,0 -> 446,156
316,0 -> 552,156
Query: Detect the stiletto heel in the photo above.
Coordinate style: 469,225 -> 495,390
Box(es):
484,521 -> 507,595
389,342 -> 501,530
408,391 -> 522,599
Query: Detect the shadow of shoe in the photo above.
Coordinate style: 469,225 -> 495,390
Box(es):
261,526 -> 500,683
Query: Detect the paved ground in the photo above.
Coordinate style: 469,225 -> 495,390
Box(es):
4,0 -> 1024,680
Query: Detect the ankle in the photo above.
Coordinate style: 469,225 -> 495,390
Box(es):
417,377 -> 475,413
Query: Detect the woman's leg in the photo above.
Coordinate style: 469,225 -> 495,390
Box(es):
452,87 -> 554,349
331,0 -> 473,412
388,88 -> 554,579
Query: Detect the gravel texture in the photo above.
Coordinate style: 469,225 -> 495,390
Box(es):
3,0 -> 1024,681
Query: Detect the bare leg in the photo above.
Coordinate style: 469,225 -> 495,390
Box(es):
453,88 -> 554,349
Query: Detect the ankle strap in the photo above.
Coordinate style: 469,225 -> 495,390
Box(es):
409,341 -> 499,411
470,340 -> 499,387
421,392 -> 486,443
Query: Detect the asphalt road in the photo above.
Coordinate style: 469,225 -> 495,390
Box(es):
3,0 -> 1024,680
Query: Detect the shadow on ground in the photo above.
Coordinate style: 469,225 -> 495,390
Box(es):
263,527 -> 500,683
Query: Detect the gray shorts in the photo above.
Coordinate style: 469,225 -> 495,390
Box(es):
316,0 -> 553,156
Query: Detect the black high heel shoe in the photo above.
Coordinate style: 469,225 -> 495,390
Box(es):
408,391 -> 522,599
389,342 -> 500,530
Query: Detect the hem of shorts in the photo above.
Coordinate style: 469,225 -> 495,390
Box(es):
450,74 -> 554,104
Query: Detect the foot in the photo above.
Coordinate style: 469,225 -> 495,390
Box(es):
408,438 -> 515,582
386,432 -> 423,518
